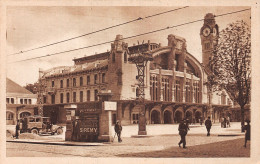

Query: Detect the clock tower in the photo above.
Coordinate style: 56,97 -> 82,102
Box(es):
200,13 -> 219,68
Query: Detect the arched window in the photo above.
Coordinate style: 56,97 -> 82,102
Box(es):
6,112 -> 14,120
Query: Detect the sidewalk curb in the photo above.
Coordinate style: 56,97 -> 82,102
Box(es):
6,140 -> 105,146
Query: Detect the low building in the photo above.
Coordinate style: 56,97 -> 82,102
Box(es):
6,78 -> 38,125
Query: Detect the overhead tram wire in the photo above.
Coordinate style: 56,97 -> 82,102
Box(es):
11,8 -> 251,63
8,6 -> 189,56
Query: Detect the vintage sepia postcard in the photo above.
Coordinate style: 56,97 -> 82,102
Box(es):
1,1 -> 260,164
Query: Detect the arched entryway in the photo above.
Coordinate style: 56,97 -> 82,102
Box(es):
185,111 -> 193,124
195,110 -> 202,123
174,110 -> 183,123
164,110 -> 172,124
20,112 -> 31,119
151,110 -> 160,124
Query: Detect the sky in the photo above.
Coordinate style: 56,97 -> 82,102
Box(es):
6,6 -> 251,86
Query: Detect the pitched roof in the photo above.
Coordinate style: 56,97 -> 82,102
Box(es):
6,78 -> 34,95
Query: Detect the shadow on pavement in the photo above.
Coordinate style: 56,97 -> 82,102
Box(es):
116,138 -> 250,158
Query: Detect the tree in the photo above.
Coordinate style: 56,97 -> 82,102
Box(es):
209,20 -> 251,132
24,82 -> 39,94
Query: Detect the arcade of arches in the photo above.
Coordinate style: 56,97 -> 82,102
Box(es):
118,101 -> 235,125
149,106 -> 205,124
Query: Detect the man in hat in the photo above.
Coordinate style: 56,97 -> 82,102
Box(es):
114,120 -> 122,142
178,119 -> 189,148
243,120 -> 250,147
205,116 -> 212,136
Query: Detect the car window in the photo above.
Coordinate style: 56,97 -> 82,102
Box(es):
29,118 -> 34,122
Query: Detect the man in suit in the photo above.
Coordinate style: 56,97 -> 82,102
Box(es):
205,116 -> 212,136
178,119 -> 189,148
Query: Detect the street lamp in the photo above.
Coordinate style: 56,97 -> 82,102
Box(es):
128,44 -> 153,135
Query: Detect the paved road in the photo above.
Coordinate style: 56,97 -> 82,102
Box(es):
7,135 -> 249,157
6,122 -> 249,157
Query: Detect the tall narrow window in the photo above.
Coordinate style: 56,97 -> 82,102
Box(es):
94,74 -> 98,84
66,93 -> 70,103
60,80 -> 63,88
73,92 -> 76,102
80,77 -> 83,86
67,79 -> 70,87
94,90 -> 98,101
150,76 -> 158,101
102,73 -> 106,83
87,76 -> 90,85
20,99 -> 23,104
112,53 -> 115,62
52,81 -> 55,87
124,52 -> 127,63
24,99 -> 28,104
6,98 -> 10,104
175,80 -> 181,102
51,95 -> 55,104
28,99 -> 31,104
87,90 -> 90,101
60,93 -> 63,103
73,78 -> 76,87
44,96 -> 47,103
80,91 -> 83,102
150,81 -> 153,101
11,98 -> 15,104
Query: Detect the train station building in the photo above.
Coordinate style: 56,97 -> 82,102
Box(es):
39,13 -> 235,129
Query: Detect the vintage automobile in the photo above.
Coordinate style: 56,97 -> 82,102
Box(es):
19,115 -> 63,135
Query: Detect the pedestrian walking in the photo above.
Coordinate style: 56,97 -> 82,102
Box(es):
72,119 -> 80,141
114,120 -> 122,142
221,117 -> 224,128
15,121 -> 20,139
178,119 -> 189,148
243,120 -> 250,148
205,117 -> 212,136
224,117 -> 227,128
227,116 -> 231,127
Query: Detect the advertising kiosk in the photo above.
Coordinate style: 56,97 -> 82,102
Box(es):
65,100 -> 117,142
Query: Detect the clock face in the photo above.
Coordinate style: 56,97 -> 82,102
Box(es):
203,27 -> 211,37
213,27 -> 217,36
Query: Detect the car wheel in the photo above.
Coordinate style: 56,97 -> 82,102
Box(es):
56,128 -> 63,135
31,129 -> 39,135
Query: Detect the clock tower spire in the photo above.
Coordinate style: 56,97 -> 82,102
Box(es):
200,13 -> 219,68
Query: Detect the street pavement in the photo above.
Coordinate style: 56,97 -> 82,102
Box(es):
6,122 -> 250,157
7,121 -> 244,145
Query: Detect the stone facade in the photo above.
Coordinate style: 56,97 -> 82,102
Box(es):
39,13 -> 235,126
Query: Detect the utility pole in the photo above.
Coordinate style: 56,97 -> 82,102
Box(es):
128,43 -> 153,135
37,69 -> 44,116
